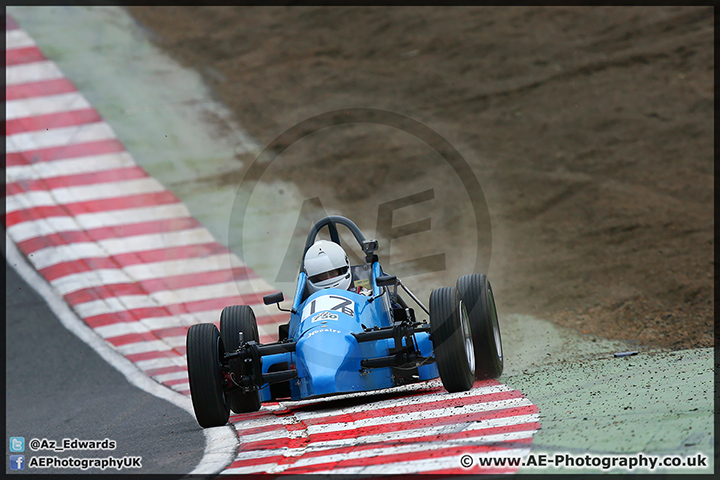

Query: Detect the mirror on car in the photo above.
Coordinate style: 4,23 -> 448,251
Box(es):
263,292 -> 285,305
376,275 -> 397,287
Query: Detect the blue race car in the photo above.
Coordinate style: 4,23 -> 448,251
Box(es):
186,215 -> 503,428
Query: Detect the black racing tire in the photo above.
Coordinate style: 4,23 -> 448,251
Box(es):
429,287 -> 475,392
456,274 -> 503,380
186,323 -> 230,428
220,305 -> 261,413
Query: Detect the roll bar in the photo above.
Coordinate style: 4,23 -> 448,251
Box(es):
301,216 -> 378,268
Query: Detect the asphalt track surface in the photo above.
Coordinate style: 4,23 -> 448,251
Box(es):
5,259 -> 204,475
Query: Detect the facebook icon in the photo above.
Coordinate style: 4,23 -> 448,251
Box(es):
9,455 -> 25,470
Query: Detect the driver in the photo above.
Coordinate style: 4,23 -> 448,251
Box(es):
304,240 -> 358,293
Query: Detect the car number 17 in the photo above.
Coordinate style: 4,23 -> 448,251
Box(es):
302,295 -> 355,320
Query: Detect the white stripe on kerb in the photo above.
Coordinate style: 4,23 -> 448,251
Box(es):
6,121 -> 117,153
295,447 -> 533,475
225,445 -> 532,475
304,398 -> 534,436
154,371 -> 189,382
236,397 -> 532,445
6,29 -> 36,49
6,177 -> 165,213
6,60 -> 65,86
157,335 -> 187,349
73,281 -> 253,318
6,92 -> 92,120
95,313 -> 217,339
138,315 -> 200,331
122,255 -> 239,281
97,228 -> 214,256
293,383 -> 512,420
5,153 -> 137,182
6,204 -> 193,243
46,252 -> 239,295
231,390 -> 527,440
233,384 -> 513,434
50,269 -> 134,296
26,242 -> 108,271
232,433 -> 535,474
301,415 -> 540,451
73,295 -> 161,319
28,228 -> 215,270
134,356 -> 186,371
116,340 -> 173,356
95,321 -> 157,339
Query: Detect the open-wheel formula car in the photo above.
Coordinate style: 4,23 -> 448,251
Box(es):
186,215 -> 503,428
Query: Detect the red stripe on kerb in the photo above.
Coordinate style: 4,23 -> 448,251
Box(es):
6,15 -> 20,30
38,242 -> 229,281
6,108 -> 103,135
5,139 -> 125,166
6,166 -> 148,195
261,440 -> 533,474
112,242 -> 229,265
65,283 -> 149,305
143,365 -> 188,377
231,428 -> 536,470
16,217 -> 202,254
6,45 -> 45,66
148,326 -> 190,340
105,331 -> 161,347
84,307 -> 173,328
231,387 -> 515,439
6,78 -> 77,101
62,267 -> 254,305
162,377 -> 190,387
240,404 -> 538,452
82,292 -> 276,327
104,327 -> 190,348
125,349 -> 182,363
309,404 -> 539,443
301,389 -> 524,427
5,191 -> 180,227
233,423 -> 286,438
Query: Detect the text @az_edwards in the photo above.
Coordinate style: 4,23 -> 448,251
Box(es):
28,437 -> 116,452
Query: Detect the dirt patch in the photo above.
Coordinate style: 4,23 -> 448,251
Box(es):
125,6 -> 713,350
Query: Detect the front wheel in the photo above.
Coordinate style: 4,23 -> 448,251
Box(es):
186,323 -> 230,428
220,305 -> 261,413
429,286 -> 475,392
456,274 -> 503,379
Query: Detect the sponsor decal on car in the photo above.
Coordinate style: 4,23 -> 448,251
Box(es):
312,311 -> 340,322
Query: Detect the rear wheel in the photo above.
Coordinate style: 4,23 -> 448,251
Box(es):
186,323 -> 230,428
457,274 -> 503,379
429,287 -> 475,392
220,305 -> 261,413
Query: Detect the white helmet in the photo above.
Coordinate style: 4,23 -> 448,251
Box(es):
304,240 -> 352,293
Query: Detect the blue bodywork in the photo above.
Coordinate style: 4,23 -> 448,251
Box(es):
257,261 -> 439,401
